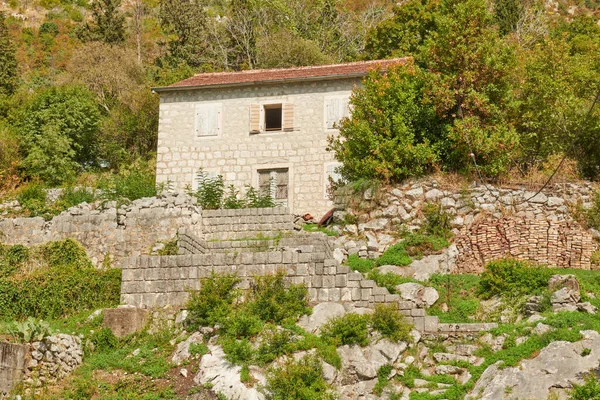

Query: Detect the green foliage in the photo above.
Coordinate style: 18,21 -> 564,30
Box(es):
16,183 -> 48,216
367,269 -> 414,294
428,274 -> 482,323
222,337 -> 255,365
375,242 -> 412,267
78,0 -> 126,44
223,309 -> 264,339
374,364 -> 393,396
401,232 -> 450,258
189,342 -> 209,357
262,355 -> 336,400
478,259 -> 552,299
0,239 -> 121,320
256,327 -> 294,365
0,13 -> 17,96
569,374 -> 600,400
493,0 -> 523,35
98,160 -> 159,202
256,29 -> 333,69
328,63 -> 439,183
302,223 -> 338,237
320,313 -> 370,346
14,85 -> 101,184
185,272 -> 240,330
0,244 -> 28,277
421,202 -> 453,239
346,254 -> 376,273
246,271 -> 310,324
8,317 -> 53,342
157,238 -> 178,256
243,184 -> 277,208
193,169 -> 225,210
90,327 -> 119,352
370,304 -> 412,342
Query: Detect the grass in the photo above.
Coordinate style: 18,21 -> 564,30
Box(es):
303,223 -> 339,237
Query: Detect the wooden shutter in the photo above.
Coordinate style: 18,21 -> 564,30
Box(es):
282,103 -> 294,131
249,104 -> 261,134
325,99 -> 339,129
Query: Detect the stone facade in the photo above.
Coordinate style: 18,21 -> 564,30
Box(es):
156,78 -> 359,219
453,217 -> 595,274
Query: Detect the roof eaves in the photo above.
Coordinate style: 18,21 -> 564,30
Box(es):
151,71 -> 370,94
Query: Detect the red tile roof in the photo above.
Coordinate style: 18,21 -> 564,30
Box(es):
153,58 -> 410,92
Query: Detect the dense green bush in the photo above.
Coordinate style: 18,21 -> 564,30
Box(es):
346,254 -> 376,273
367,269 -> 413,293
0,239 -> 121,320
0,243 -> 29,277
98,160 -> 159,202
371,304 -> 412,342
185,272 -> 240,330
222,309 -> 264,339
569,374 -> 600,400
421,203 -> 453,239
375,242 -> 412,267
222,337 -> 255,365
246,271 -> 310,324
90,327 -> 119,351
256,327 -> 294,365
320,313 -> 370,346
478,259 -> 552,299
262,355 -> 336,400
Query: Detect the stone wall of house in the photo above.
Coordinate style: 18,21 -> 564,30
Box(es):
201,207 -> 295,240
0,193 -> 202,266
453,217 -> 595,274
156,78 -> 360,219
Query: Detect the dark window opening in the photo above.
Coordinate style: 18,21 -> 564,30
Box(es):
264,104 -> 282,131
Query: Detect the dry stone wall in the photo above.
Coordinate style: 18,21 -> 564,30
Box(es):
0,193 -> 202,265
453,217 -> 594,274
201,207 -> 295,240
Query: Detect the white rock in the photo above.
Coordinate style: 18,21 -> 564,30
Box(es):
425,189 -> 444,201
396,283 -> 439,307
297,303 -> 346,334
405,187 -> 424,200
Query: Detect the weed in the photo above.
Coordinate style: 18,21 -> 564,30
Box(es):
222,309 -> 264,339
320,313 -> 370,346
346,254 -> 376,273
90,327 -> 119,352
367,269 -> 414,293
371,304 -> 412,342
189,342 -> 209,357
569,373 -> 600,399
98,160 -> 159,203
374,364 -> 393,395
240,364 -> 252,383
261,355 -> 336,400
421,202 -> 453,239
193,169 -> 225,210
478,259 -> 552,299
8,317 -> 53,342
157,238 -> 178,256
375,242 -> 412,267
256,326 -> 294,365
221,337 -> 255,365
303,223 -> 338,237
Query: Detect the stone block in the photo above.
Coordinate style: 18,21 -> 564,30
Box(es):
411,308 -> 426,317
361,288 -> 372,301
348,272 -> 362,281
398,301 -> 414,310
0,341 -> 27,395
360,280 -> 375,288
103,307 -> 150,338
424,316 -> 439,332
322,275 -> 335,288
335,274 -> 347,287
413,317 -> 425,332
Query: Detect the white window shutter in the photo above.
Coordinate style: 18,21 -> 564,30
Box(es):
249,104 -> 261,133
196,107 -> 209,137
326,98 -> 339,129
282,103 -> 294,131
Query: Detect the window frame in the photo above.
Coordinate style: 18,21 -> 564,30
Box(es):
263,103 -> 283,132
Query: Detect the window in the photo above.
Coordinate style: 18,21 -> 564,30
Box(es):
195,104 -> 222,137
249,103 -> 294,133
264,104 -> 282,131
258,168 -> 289,200
325,162 -> 343,199
325,96 -> 350,129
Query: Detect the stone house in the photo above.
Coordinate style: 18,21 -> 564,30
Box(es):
153,58 -> 407,218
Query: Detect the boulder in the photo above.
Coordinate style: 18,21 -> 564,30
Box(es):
548,275 -> 580,293
405,187 -> 424,200
297,302 -> 346,334
468,331 -> 600,400
194,344 -> 263,400
171,332 -> 204,365
359,218 -> 389,232
577,302 -> 598,314
396,283 -> 439,308
425,189 -> 444,202
338,340 -> 407,384
551,287 -> 581,305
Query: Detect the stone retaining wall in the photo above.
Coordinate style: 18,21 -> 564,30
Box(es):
454,217 -> 595,274
201,207 -> 295,240
0,193 -> 202,266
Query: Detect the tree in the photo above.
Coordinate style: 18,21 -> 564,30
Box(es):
14,86 -> 101,184
256,29 -> 332,68
328,63 -> 440,183
91,0 -> 126,44
421,0 -> 519,176
493,0 -> 523,35
0,13 -> 18,96
159,0 -> 208,68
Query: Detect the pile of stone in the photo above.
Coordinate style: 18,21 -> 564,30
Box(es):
23,334 -> 83,388
548,274 -> 597,314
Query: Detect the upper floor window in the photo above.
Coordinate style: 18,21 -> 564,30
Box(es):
195,103 -> 222,137
325,95 -> 350,130
250,103 -> 294,134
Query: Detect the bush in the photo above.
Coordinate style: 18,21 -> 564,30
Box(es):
55,186 -> 97,210
367,269 -> 413,293
17,183 -> 49,217
90,327 -> 119,352
262,355 -> 336,400
98,160 -> 159,202
569,374 -> 600,400
185,272 -> 240,330
401,232 -> 449,258
246,271 -> 310,324
0,239 -> 121,320
421,203 -> 453,239
222,309 -> 264,339
192,170 -> 277,209
256,327 -> 294,365
478,259 -> 552,299
193,170 -> 225,210
371,304 -> 412,342
221,337 -> 255,365
320,313 -> 370,346
0,244 -> 29,277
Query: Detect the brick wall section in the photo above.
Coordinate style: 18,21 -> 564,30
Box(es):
454,217 -> 595,274
201,207 -> 295,240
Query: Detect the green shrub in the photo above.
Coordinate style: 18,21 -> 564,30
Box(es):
261,355 -> 336,400
569,374 -> 600,400
157,239 -> 178,256
55,186 -> 96,210
193,169 -> 225,210
346,254 -> 376,273
375,243 -> 412,267
256,327 -> 294,365
320,313 -> 370,346
421,202 -> 453,238
371,304 -> 412,342
98,160 -> 158,202
90,327 -> 119,352
246,271 -> 310,324
401,232 -> 449,258
222,337 -> 255,365
243,185 -> 277,208
17,183 -> 49,217
367,269 -> 413,293
8,317 -> 53,342
0,244 -> 29,277
223,309 -> 264,339
0,239 -> 121,320
185,272 -> 240,330
478,259 -> 552,299
374,364 -> 393,395
189,343 -> 209,357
